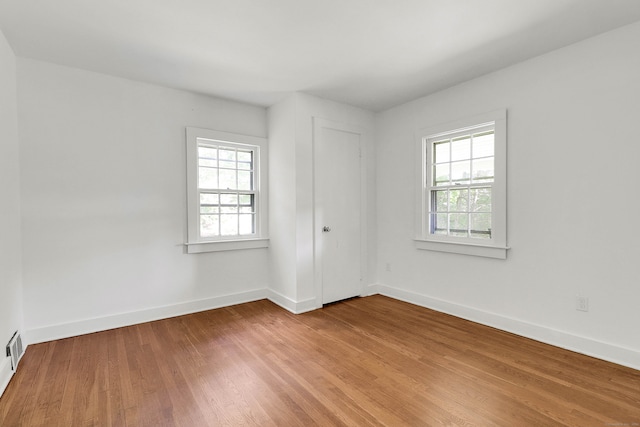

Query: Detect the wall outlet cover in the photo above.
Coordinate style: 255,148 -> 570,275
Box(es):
576,296 -> 589,312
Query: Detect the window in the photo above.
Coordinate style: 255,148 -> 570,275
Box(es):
186,127 -> 268,253
415,110 -> 508,259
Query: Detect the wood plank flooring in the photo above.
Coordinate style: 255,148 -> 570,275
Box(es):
1,295 -> 638,426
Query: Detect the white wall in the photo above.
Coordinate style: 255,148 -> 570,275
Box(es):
17,59 -> 270,343
7,17 -> 639,372
0,28 -> 23,394
268,93 -> 376,311
293,94 -> 376,303
267,95 -> 298,304
375,21 -> 640,369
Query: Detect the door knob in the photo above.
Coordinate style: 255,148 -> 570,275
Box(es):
322,226 -> 331,232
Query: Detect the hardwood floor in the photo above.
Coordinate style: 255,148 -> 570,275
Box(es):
1,295 -> 638,426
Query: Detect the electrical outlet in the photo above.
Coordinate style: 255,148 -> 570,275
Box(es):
385,263 -> 391,272
576,296 -> 589,312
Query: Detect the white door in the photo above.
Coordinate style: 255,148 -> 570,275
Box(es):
314,118 -> 363,305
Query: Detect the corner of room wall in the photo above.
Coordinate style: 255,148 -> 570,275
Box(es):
267,95 -> 299,303
374,284 -> 640,371
373,21 -> 640,372
268,92 -> 377,309
293,93 -> 377,303
16,58 -> 270,344
25,289 -> 268,344
0,27 -> 24,397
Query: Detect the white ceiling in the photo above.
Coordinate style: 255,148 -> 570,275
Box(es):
2,0 -> 640,111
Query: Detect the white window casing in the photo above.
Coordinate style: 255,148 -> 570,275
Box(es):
185,127 -> 269,253
415,110 -> 508,259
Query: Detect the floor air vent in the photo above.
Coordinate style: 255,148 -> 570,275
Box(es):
6,331 -> 24,371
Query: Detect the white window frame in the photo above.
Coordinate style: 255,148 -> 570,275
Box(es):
414,110 -> 508,259
185,127 -> 269,254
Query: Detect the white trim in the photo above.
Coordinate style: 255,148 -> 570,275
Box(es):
415,109 -> 507,258
374,284 -> 640,371
425,122 -> 495,141
420,110 -> 507,137
185,127 -> 269,253
185,238 -> 269,253
267,289 -> 318,314
25,289 -> 268,344
364,283 -> 381,296
0,356 -> 13,399
414,239 -> 509,259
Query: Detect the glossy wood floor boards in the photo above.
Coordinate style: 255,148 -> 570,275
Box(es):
1,295 -> 638,426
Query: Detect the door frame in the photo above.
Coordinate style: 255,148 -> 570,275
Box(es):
312,117 -> 369,308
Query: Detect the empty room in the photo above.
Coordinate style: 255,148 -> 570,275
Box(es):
1,1 -> 639,425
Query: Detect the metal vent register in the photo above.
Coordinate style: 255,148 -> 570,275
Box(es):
6,331 -> 24,371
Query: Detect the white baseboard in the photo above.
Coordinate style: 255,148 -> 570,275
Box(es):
364,283 -> 380,296
0,356 -> 13,399
267,289 -> 318,314
375,283 -> 640,371
23,282 -> 636,372
25,289 -> 268,345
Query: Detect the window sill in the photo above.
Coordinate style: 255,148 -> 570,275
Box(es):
414,239 -> 509,259
186,238 -> 269,254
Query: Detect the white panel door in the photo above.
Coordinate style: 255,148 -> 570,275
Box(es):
314,119 -> 363,305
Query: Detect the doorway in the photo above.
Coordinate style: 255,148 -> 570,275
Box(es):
313,118 -> 365,305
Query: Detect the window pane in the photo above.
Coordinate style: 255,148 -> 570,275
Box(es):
472,157 -> 494,182
451,136 -> 471,161
219,149 -> 236,161
431,213 -> 448,235
470,213 -> 492,239
434,163 -> 450,186
198,145 -> 218,159
422,121 -> 500,246
470,188 -> 491,212
239,214 -> 254,235
198,145 -> 217,167
219,169 -> 236,189
451,161 -> 470,184
237,150 -> 253,170
473,132 -> 494,158
200,214 -> 219,237
449,213 -> 468,237
218,148 -> 236,169
199,167 -> 218,189
238,171 -> 252,191
220,206 -> 238,214
434,141 -> 450,164
220,214 -> 238,236
449,189 -> 468,212
219,160 -> 236,169
199,158 -> 217,167
200,206 -> 219,214
200,193 -> 219,205
433,190 -> 448,212
190,134 -> 263,244
220,193 -> 238,205
238,150 -> 252,162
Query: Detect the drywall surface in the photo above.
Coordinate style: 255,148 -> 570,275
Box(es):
293,93 -> 376,304
267,96 -> 298,306
0,28 -> 23,381
375,21 -> 640,367
18,59 -> 269,341
268,93 -> 376,311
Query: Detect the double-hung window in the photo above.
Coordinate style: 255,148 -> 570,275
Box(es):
186,127 -> 268,253
415,110 -> 508,259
